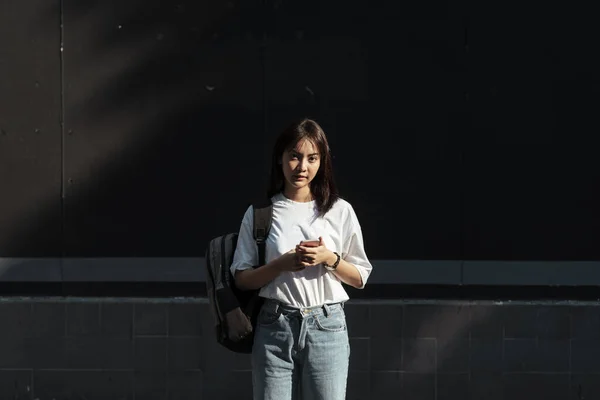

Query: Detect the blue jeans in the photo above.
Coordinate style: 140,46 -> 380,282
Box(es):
252,299 -> 350,400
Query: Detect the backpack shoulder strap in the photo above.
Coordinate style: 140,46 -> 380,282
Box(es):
252,199 -> 273,267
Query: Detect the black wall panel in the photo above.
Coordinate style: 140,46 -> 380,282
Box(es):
464,1 -> 600,260
1,0 -> 598,264
0,1 -> 62,257
61,0 -> 265,256
263,0 -> 374,252
356,2 -> 466,259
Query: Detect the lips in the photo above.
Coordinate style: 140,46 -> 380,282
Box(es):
293,175 -> 307,180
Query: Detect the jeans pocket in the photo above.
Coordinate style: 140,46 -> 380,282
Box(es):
257,306 -> 282,327
315,310 -> 347,332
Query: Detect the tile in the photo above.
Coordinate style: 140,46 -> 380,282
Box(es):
502,305 -> 570,340
470,305 -> 503,339
402,338 -> 436,373
433,305 -> 470,341
437,338 -> 469,373
203,335 -> 251,371
402,373 -> 435,400
135,371 -> 167,400
32,371 -> 66,399
135,303 -> 168,336
101,302 -> 133,338
571,340 -> 600,373
503,373 -> 569,400
438,373 -> 469,400
0,370 -> 32,399
34,371 -> 134,400
370,304 -> 402,338
31,301 -> 66,337
536,339 -> 570,373
404,304 -> 469,340
470,339 -> 503,373
203,370 -> 249,400
203,370 -> 250,400
0,303 -> 33,339
570,306 -> 600,339
370,338 -> 402,371
349,338 -> 370,372
135,337 -> 167,370
65,337 -> 133,369
344,303 -> 370,338
370,372 -> 402,400
168,303 -> 204,336
469,373 -> 503,400
346,371 -> 370,400
168,337 -> 204,371
66,303 -> 101,336
27,337 -> 67,369
503,306 -> 538,339
570,374 -> 600,400
0,334 -> 30,368
503,339 -> 537,372
536,306 -> 570,339
403,305 -> 439,338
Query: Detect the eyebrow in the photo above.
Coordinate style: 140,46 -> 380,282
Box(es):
290,150 -> 320,157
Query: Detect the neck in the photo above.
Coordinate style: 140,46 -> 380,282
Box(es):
283,186 -> 313,202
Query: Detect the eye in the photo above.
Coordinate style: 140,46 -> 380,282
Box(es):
309,156 -> 318,162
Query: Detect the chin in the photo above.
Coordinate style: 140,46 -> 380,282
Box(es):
286,180 -> 308,189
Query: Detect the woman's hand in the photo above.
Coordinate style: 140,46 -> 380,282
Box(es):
275,249 -> 306,272
296,237 -> 336,267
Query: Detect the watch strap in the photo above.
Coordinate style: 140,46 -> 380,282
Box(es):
324,252 -> 341,271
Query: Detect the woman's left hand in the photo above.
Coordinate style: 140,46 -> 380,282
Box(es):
296,237 -> 336,267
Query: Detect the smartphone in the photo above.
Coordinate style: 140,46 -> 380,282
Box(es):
300,240 -> 320,247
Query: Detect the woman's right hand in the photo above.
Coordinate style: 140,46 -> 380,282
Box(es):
275,249 -> 306,272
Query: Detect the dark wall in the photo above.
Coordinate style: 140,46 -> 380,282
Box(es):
2,296 -> 600,399
1,0 -> 599,262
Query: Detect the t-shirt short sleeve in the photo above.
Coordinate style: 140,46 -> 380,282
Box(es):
341,203 -> 373,289
230,205 -> 258,276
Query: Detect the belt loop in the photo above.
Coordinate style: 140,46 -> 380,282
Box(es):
323,303 -> 330,317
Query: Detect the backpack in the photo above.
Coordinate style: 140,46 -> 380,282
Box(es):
205,201 -> 273,353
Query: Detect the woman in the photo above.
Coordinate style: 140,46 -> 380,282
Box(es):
231,118 -> 372,400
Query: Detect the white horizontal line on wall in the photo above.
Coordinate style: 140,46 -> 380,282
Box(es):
0,257 -> 599,285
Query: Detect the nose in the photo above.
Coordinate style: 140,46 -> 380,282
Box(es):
298,158 -> 308,172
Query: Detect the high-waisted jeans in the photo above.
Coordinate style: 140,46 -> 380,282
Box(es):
252,299 -> 350,400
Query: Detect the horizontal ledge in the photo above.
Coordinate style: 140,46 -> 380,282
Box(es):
0,258 -> 62,282
462,260 -> 600,286
0,258 -> 599,286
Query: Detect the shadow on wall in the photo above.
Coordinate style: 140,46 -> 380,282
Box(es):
2,0 -> 332,272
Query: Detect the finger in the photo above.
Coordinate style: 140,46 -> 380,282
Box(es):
299,260 -> 317,267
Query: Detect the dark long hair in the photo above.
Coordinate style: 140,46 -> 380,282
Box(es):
267,118 -> 339,216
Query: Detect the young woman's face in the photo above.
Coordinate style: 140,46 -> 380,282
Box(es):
281,139 -> 321,193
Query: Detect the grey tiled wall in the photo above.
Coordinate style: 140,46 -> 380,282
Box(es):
1,297 -> 599,399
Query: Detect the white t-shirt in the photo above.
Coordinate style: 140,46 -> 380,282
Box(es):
230,192 -> 373,308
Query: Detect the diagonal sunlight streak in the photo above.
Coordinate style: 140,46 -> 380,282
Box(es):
3,0 -> 266,261
402,303 -> 493,374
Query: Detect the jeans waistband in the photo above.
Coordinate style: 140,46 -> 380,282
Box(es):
262,298 -> 344,318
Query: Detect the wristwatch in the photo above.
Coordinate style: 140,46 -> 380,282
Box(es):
324,252 -> 341,271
